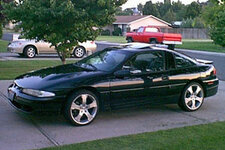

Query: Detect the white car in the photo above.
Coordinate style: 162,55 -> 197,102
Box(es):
8,38 -> 97,58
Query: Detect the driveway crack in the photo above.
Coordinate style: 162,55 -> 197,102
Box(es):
0,90 -> 60,147
30,118 -> 60,147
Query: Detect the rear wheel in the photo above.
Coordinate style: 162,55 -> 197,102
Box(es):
73,47 -> 85,58
24,46 -> 36,58
179,82 -> 204,112
150,39 -> 157,44
64,90 -> 99,126
127,37 -> 133,43
168,44 -> 175,50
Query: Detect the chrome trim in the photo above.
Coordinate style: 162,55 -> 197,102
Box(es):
149,83 -> 186,89
170,83 -> 186,87
203,78 -> 219,83
112,88 -> 144,93
150,85 -> 169,89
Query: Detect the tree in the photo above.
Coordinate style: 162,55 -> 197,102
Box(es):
185,2 -> 202,19
171,0 -> 186,20
163,9 -> 176,23
3,0 -> 127,64
115,7 -> 133,16
156,0 -> 171,18
137,3 -> 143,14
143,1 -> 160,17
0,0 -> 13,37
202,0 -> 225,47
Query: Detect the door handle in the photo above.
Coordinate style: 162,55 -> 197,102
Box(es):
162,76 -> 169,81
147,76 -> 153,80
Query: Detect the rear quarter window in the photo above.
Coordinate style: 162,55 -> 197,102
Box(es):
174,54 -> 195,68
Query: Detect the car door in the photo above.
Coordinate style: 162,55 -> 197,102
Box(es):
133,27 -> 144,42
110,52 -> 153,109
36,40 -> 55,53
141,51 -> 171,103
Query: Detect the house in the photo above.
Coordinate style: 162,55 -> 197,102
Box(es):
103,15 -> 171,35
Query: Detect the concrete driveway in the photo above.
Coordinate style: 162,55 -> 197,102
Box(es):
0,80 -> 225,150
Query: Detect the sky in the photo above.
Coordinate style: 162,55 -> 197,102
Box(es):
122,0 -> 208,9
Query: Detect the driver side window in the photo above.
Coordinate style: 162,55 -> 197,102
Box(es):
123,51 -> 164,73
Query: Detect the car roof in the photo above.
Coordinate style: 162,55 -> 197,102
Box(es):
110,43 -> 174,54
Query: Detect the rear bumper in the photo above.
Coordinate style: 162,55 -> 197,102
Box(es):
163,41 -> 182,45
203,78 -> 219,97
7,84 -> 65,113
7,46 -> 23,54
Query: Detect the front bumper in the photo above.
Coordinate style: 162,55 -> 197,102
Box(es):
7,83 -> 65,113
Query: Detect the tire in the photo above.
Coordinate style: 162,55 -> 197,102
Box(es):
150,39 -> 157,44
64,90 -> 99,126
127,37 -> 133,43
24,46 -> 36,58
178,82 -> 204,112
168,44 -> 175,50
73,47 -> 85,58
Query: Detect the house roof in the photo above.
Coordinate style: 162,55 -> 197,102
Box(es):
114,15 -> 171,26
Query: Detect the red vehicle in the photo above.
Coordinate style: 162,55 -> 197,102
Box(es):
126,26 -> 182,50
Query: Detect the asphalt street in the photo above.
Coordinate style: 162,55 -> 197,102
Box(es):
0,80 -> 225,150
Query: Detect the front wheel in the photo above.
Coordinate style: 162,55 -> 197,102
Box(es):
127,37 -> 133,43
179,82 -> 204,112
64,90 -> 99,126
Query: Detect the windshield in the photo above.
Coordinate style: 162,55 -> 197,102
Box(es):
76,50 -> 129,72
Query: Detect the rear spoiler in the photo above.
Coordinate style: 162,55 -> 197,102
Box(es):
196,59 -> 213,64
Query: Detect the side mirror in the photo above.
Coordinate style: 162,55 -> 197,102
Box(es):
114,70 -> 130,78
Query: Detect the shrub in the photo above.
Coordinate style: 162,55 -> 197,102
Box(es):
112,27 -> 122,36
101,29 -> 110,36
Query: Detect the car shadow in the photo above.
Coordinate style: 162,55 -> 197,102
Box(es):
24,104 -> 181,127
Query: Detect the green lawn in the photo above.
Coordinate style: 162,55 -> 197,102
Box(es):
0,40 -> 9,52
41,121 -> 225,150
177,41 -> 225,53
96,36 -> 127,43
0,60 -> 75,80
96,36 -> 225,53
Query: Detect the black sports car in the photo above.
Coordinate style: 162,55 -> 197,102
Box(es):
8,44 -> 219,126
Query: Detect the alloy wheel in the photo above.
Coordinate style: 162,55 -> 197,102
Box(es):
184,84 -> 204,111
70,94 -> 98,125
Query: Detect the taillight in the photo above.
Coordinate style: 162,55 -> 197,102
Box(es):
213,68 -> 217,75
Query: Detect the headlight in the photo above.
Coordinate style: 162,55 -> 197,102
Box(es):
22,89 -> 55,97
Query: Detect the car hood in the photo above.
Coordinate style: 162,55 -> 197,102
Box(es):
15,63 -> 105,90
